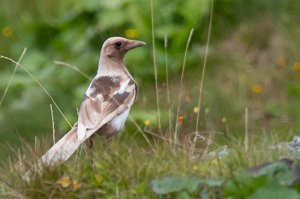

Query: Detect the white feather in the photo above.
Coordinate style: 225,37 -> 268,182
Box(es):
110,108 -> 130,131
77,122 -> 86,140
117,79 -> 130,94
85,85 -> 95,97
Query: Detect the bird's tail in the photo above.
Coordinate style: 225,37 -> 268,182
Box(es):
23,126 -> 83,181
40,126 -> 81,166
23,114 -> 111,181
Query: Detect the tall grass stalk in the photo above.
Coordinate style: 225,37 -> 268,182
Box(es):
174,29 -> 194,144
128,117 -> 156,153
34,136 -> 38,153
8,156 -> 12,172
164,34 -> 172,132
244,107 -> 249,152
0,54 -> 72,127
150,0 -> 162,133
0,48 -> 27,106
54,60 -> 92,81
17,148 -> 23,172
193,0 -> 214,153
144,129 -> 180,146
49,104 -> 56,145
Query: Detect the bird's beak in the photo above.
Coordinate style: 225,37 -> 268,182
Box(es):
124,40 -> 146,51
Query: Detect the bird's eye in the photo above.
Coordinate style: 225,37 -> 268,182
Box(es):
115,42 -> 122,47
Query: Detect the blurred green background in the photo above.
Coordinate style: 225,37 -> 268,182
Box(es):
0,0 -> 300,158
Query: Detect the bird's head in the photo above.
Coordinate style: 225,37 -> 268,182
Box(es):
101,37 -> 145,60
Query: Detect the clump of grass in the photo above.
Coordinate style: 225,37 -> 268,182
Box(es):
2,0 -> 300,198
0,128 -> 295,198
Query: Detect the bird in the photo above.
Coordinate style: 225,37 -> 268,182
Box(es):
24,37 -> 145,180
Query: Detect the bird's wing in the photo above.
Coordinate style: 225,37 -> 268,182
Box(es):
77,75 -> 136,140
23,76 -> 136,177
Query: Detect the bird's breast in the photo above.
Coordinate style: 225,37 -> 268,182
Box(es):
109,108 -> 131,131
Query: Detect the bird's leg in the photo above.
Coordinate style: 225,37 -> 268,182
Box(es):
85,138 -> 94,164
104,133 -> 116,148
96,124 -> 118,151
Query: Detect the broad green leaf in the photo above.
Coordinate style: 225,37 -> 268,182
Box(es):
223,170 -> 266,197
151,176 -> 200,195
247,182 -> 300,199
199,179 -> 225,187
176,191 -> 192,199
200,190 -> 213,199
252,161 -> 299,186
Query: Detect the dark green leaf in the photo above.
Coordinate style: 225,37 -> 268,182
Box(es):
246,182 -> 300,199
199,179 -> 224,187
151,176 -> 200,195
176,191 -> 192,199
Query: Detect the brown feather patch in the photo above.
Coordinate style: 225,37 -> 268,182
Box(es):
90,76 -> 121,100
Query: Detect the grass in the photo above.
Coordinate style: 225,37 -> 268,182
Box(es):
1,31 -> 300,199
2,0 -> 300,198
0,56 -> 299,197
0,127 -> 296,198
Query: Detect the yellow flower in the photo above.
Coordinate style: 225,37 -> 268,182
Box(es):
193,107 -> 200,114
144,119 -> 151,126
177,115 -> 184,124
252,84 -> 263,94
125,29 -> 138,39
293,62 -> 300,71
2,26 -> 13,38
221,117 -> 227,123
72,180 -> 81,191
192,165 -> 198,171
56,176 -> 71,188
276,58 -> 285,66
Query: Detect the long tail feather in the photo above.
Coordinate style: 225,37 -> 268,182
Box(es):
23,126 -> 83,181
40,126 -> 80,166
24,111 -> 118,181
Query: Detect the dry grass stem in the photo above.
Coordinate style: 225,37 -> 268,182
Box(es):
193,0 -> 214,153
128,116 -> 156,154
17,148 -> 23,172
0,48 -> 27,106
54,60 -> 92,80
150,0 -> 162,133
174,28 -> 194,144
244,107 -> 249,152
0,55 -> 72,127
50,104 -> 56,145
164,34 -> 172,132
34,136 -> 38,152
8,156 -> 12,172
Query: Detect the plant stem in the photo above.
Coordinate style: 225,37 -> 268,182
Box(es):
193,0 -> 214,153
150,0 -> 162,133
174,29 -> 194,144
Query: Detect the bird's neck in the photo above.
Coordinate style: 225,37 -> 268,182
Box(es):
97,55 -> 130,77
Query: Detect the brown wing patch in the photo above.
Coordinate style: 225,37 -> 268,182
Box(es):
82,95 -> 102,113
79,97 -> 100,126
78,76 -> 136,132
129,79 -> 135,85
113,92 -> 130,104
105,92 -> 130,113
90,76 -> 121,100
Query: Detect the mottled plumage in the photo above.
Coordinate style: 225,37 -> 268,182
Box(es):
77,75 -> 136,140
24,37 -> 145,181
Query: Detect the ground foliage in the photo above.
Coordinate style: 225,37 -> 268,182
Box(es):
1,0 -> 300,198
